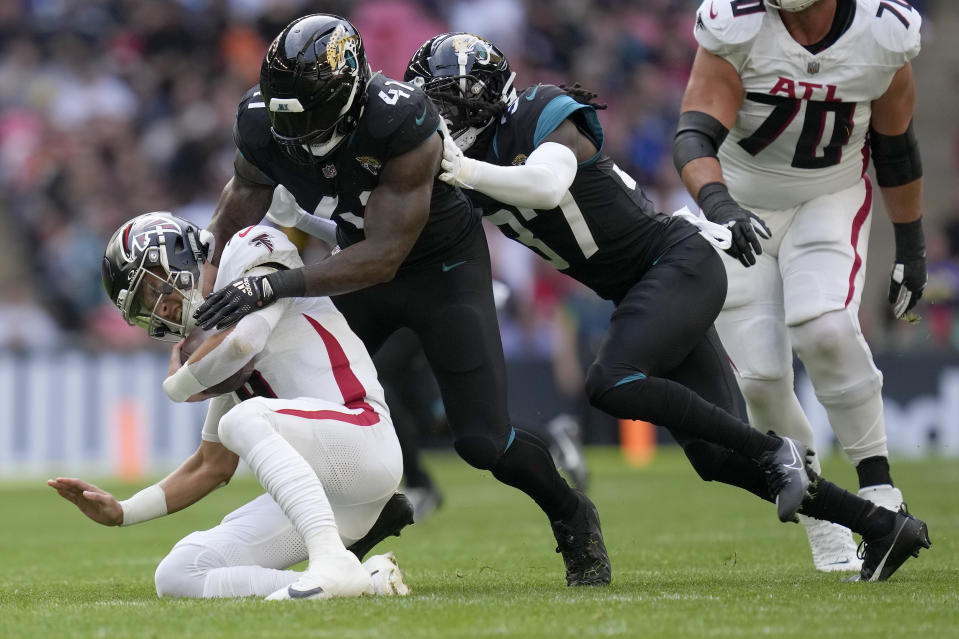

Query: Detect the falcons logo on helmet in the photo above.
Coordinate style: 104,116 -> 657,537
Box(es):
249,233 -> 275,253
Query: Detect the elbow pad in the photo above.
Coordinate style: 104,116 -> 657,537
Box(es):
870,121 -> 922,187
673,111 -> 729,173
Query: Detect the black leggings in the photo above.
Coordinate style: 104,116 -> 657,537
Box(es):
585,235 -> 771,499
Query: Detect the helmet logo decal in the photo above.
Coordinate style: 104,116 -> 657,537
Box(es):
450,34 -> 492,64
131,218 -> 183,253
327,25 -> 361,76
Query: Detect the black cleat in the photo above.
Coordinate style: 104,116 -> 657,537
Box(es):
759,435 -> 812,523
347,492 -> 414,561
857,506 -> 931,582
551,491 -> 611,586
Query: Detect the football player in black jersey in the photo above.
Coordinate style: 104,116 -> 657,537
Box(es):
403,32 -> 929,581
190,14 -> 611,587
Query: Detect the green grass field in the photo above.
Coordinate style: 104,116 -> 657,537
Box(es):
1,447 -> 956,639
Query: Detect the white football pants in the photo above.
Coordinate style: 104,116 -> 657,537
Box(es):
154,396 -> 402,598
714,178 -> 889,468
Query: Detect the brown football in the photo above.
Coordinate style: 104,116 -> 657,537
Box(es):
179,327 -> 255,395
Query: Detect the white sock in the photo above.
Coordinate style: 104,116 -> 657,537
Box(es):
244,434 -> 341,557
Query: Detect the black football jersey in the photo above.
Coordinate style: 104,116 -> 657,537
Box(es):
234,73 -> 477,268
469,84 -> 698,301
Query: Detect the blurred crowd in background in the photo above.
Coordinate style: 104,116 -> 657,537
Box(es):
0,0 -> 955,365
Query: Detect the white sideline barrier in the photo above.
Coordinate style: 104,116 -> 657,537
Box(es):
0,349 -> 956,479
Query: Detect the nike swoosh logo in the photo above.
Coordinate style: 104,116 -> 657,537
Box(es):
414,104 -> 428,126
441,260 -> 467,272
526,85 -> 539,101
783,439 -> 804,470
288,585 -> 326,599
709,1 -> 718,19
237,226 -> 255,237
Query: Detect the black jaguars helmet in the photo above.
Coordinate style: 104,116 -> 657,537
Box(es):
260,14 -> 372,164
102,212 -> 210,341
405,32 -> 516,152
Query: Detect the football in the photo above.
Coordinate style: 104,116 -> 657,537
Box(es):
179,327 -> 255,395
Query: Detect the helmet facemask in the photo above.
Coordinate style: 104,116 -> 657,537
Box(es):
120,263 -> 204,341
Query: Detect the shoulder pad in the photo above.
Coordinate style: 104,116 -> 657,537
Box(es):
866,0 -> 921,61
693,0 -> 764,55
362,75 -> 439,141
218,225 -> 303,286
234,86 -> 273,153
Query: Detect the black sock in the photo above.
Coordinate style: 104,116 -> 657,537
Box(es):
491,428 -> 578,522
800,474 -> 896,539
597,377 -> 779,461
856,456 -> 893,489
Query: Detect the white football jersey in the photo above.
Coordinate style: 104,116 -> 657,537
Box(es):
694,0 -> 921,209
213,225 -> 388,418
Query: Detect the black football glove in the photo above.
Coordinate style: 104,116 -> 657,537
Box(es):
193,275 -> 276,330
193,269 -> 305,330
889,219 -> 926,320
698,182 -> 771,267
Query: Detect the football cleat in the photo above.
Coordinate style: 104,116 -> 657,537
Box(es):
857,506 -> 931,582
364,552 -> 411,596
405,484 -> 443,523
347,492 -> 415,561
858,484 -> 904,512
799,515 -> 862,572
759,435 -> 813,523
551,491 -> 611,586
266,549 -> 373,601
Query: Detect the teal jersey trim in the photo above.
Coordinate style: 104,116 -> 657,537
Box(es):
504,427 -> 516,451
533,95 -> 605,167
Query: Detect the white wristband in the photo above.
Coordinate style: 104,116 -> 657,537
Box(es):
119,484 -> 168,526
163,362 -> 206,402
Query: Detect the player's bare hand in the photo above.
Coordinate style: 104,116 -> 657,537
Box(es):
47,477 -> 123,526
168,339 -> 185,377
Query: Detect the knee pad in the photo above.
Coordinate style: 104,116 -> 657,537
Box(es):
680,439 -> 729,483
584,360 -> 635,410
217,400 -> 273,456
789,309 -> 882,397
737,374 -> 794,415
155,544 -> 213,598
453,435 -> 504,470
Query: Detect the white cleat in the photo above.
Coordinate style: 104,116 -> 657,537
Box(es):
266,550 -> 373,601
364,552 -> 410,596
799,514 -> 862,573
858,484 -> 904,512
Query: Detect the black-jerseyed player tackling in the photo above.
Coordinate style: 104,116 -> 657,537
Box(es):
192,14 -> 610,587
403,32 -> 929,581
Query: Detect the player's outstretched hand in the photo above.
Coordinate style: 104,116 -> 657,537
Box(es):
47,477 -> 123,526
889,257 -> 926,320
194,275 -> 277,330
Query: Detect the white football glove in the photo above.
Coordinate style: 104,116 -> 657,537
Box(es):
438,119 -> 480,189
265,184 -> 308,228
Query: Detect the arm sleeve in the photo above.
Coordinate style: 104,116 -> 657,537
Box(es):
468,142 -> 578,210
201,394 -> 239,443
293,213 -> 339,245
162,301 -> 286,402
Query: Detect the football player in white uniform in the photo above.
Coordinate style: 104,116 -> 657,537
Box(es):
48,211 -> 411,600
674,0 -> 926,571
